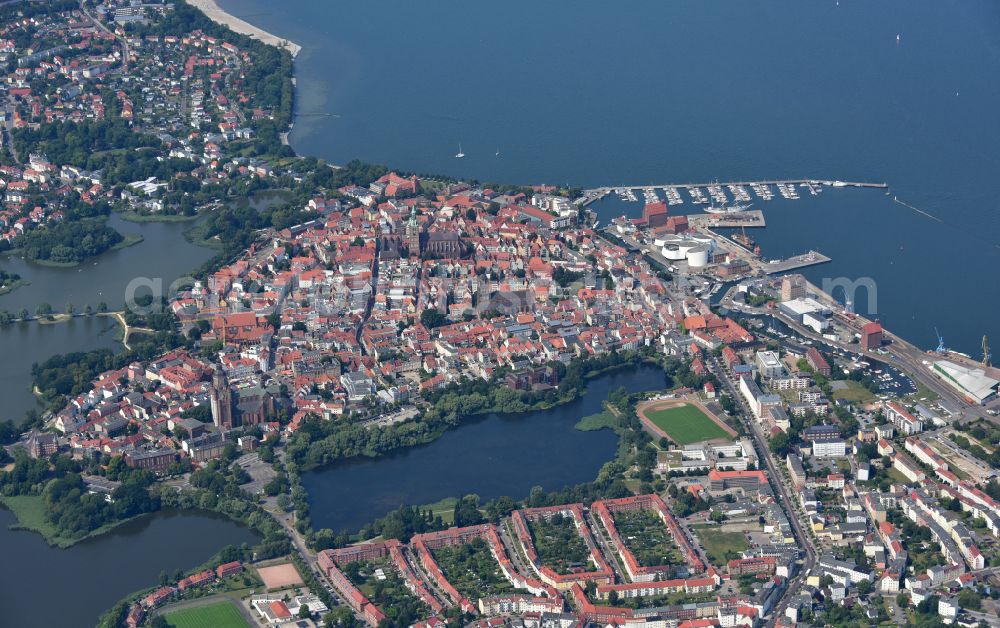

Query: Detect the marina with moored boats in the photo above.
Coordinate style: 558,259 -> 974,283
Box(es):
577,178 -> 887,206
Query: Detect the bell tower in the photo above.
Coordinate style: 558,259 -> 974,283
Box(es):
406,207 -> 421,256
210,365 -> 234,430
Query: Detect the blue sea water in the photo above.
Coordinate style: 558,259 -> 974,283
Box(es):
221,0 -> 1000,355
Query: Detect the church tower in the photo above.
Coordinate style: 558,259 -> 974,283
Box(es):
210,366 -> 234,430
406,207 -> 421,256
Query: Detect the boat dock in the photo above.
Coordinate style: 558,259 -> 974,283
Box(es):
761,250 -> 832,274
579,179 -> 888,206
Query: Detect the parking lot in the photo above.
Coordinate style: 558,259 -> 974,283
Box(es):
237,453 -> 277,494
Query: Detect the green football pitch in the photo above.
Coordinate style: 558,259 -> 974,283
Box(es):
163,601 -> 249,628
644,404 -> 732,445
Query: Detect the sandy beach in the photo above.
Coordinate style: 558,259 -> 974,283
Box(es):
185,0 -> 302,57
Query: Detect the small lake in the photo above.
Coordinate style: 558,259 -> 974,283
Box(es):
0,508 -> 260,628
0,316 -> 122,423
303,363 -> 668,532
0,193 -> 295,425
0,213 -> 215,424
0,213 -> 216,315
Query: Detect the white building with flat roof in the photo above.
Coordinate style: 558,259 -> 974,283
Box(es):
812,438 -> 847,458
755,350 -> 784,379
778,297 -> 830,322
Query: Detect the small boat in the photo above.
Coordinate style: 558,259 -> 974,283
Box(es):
455,143 -> 465,159
495,147 -> 500,157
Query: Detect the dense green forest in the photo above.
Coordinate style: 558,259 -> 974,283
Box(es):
13,118 -> 158,164
0,454 -> 159,537
0,448 -> 292,587
44,471 -> 160,536
7,218 -> 124,264
12,119 -> 196,186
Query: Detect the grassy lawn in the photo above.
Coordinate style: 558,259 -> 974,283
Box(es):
183,221 -> 225,250
777,388 -> 801,403
887,467 -> 912,485
163,601 -> 249,628
2,494 -> 95,548
948,464 -> 971,481
624,478 -> 644,493
909,379 -> 940,402
0,495 -> 60,538
415,497 -> 458,526
695,528 -> 747,566
23,256 -> 80,268
0,278 -> 28,296
645,405 -> 731,445
0,494 -> 145,547
831,379 -> 876,403
111,232 -> 145,250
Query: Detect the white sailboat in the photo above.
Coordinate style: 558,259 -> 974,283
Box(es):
455,143 -> 465,159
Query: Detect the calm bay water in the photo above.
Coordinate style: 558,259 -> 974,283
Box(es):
0,508 -> 259,628
303,364 -> 668,532
220,0 -> 1000,356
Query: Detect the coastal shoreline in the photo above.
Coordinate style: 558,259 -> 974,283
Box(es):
184,0 -> 302,57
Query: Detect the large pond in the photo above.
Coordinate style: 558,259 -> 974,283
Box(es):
0,213 -> 216,424
0,316 -> 122,423
0,213 -> 215,315
303,363 -> 669,532
0,192 -> 298,424
0,508 -> 260,628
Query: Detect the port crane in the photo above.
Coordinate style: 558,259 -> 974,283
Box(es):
935,327 -> 947,354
